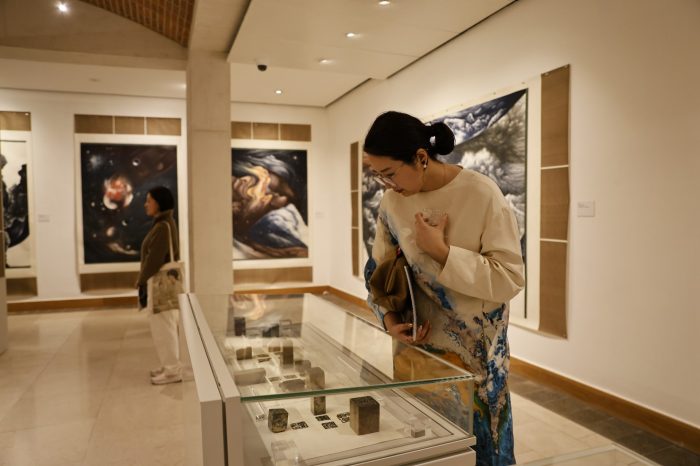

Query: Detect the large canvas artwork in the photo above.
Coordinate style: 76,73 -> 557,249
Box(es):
361,161 -> 384,261
361,89 -> 528,263
431,89 -> 528,258
79,143 -> 178,267
0,139 -> 32,270
232,148 -> 308,260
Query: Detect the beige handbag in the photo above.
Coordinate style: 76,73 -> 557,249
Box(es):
146,222 -> 185,313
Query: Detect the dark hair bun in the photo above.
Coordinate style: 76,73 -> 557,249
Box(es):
364,111 -> 455,163
429,122 -> 455,155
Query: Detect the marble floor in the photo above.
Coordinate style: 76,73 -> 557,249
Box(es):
509,374 -> 698,466
0,307 -> 697,466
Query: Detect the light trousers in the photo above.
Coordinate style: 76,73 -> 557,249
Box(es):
148,308 -> 180,375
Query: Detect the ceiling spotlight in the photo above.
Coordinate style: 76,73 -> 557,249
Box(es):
345,32 -> 358,38
57,2 -> 69,13
378,1 -> 391,5
275,89 -> 283,95
319,58 -> 332,65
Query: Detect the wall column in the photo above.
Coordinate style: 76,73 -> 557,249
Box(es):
186,51 -> 233,294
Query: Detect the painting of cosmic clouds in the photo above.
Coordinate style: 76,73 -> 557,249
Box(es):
79,143 -> 178,265
361,89 -> 527,262
231,148 -> 308,260
0,140 -> 32,269
432,89 -> 527,258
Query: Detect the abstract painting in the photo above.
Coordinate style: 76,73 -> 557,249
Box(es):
361,160 -> 384,260
430,89 -> 528,259
361,89 -> 528,261
0,139 -> 32,270
79,143 -> 178,266
232,148 -> 308,260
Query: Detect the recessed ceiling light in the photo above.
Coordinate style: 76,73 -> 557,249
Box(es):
378,1 -> 391,5
345,32 -> 358,38
57,2 -> 69,13
275,89 -> 283,95
319,58 -> 332,65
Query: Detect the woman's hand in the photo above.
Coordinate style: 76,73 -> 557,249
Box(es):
414,212 -> 449,266
384,312 -> 431,344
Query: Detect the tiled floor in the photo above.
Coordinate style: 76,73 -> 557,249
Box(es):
0,309 -> 183,466
521,444 -> 655,466
0,307 -> 698,465
509,373 -> 699,466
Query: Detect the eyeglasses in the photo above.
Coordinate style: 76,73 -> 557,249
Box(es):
371,163 -> 407,189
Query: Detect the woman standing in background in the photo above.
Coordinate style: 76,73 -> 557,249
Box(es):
137,186 -> 181,385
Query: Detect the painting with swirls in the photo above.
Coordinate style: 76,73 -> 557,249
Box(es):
232,148 -> 308,260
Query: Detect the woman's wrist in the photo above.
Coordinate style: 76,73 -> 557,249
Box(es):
430,243 -> 450,267
383,311 -> 400,330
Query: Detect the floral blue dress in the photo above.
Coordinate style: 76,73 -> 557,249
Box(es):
365,169 -> 525,466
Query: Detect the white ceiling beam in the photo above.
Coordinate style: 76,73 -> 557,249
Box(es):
189,0 -> 250,52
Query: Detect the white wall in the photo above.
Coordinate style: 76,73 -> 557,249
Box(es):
0,89 -> 328,299
325,0 -> 700,427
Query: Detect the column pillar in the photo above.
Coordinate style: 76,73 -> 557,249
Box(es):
186,51 -> 233,294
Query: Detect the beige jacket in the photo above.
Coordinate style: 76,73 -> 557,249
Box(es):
137,210 -> 180,287
370,169 -> 525,317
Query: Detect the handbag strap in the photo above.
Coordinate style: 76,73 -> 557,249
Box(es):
162,221 -> 176,263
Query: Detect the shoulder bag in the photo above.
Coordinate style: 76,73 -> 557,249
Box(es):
146,222 -> 185,313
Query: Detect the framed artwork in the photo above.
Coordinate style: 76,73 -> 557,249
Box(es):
0,131 -> 36,279
361,88 -> 528,260
231,143 -> 310,268
430,89 -> 528,256
360,158 -> 383,265
428,88 -> 532,322
75,135 -> 181,273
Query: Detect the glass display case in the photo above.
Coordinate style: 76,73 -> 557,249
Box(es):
180,292 -> 476,466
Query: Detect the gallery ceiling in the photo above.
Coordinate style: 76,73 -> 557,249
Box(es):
79,0 -> 195,47
0,0 -> 515,107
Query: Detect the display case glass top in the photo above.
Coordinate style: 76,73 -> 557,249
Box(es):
186,292 -> 477,466
192,293 -> 474,401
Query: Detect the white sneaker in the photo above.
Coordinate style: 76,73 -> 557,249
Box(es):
150,367 -> 165,377
151,371 -> 182,385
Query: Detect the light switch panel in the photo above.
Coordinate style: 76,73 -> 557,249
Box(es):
38,214 -> 51,223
